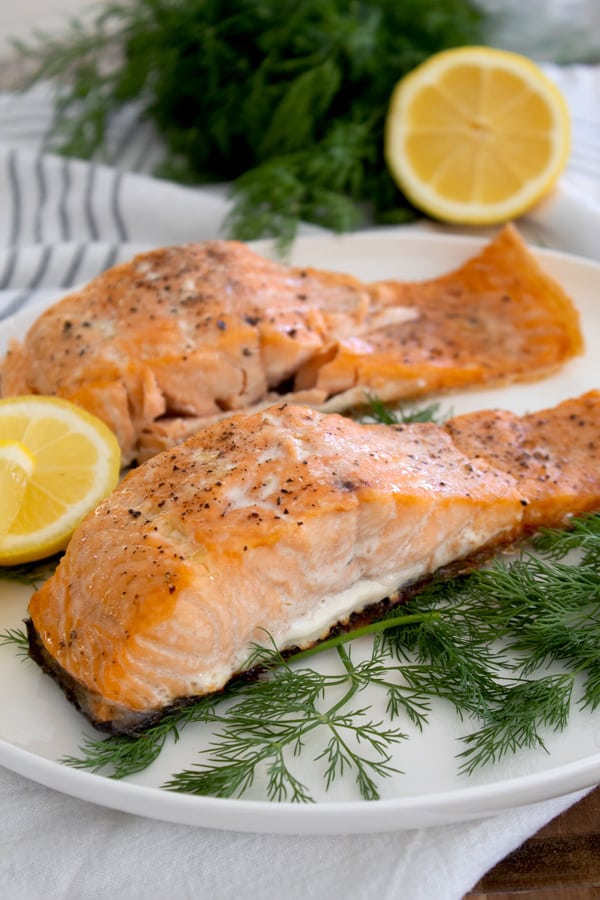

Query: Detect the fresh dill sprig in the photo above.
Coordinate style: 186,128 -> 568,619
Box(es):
343,553 -> 593,781
0,627 -> 29,658
448,553 -> 600,704
61,692 -> 223,779
533,512 -> 600,566
362,397 -> 446,426
457,673 -> 575,775
378,592 -> 506,724
164,646 -> 406,802
11,0 -> 487,245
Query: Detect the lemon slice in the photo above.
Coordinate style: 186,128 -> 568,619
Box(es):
0,396 -> 121,565
0,440 -> 35,538
384,46 -> 571,224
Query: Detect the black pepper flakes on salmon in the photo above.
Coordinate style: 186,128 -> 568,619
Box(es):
1,226 -> 583,466
26,391 -> 600,735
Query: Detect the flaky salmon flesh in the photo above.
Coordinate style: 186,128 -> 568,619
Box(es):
27,391 -> 600,735
1,225 -> 583,464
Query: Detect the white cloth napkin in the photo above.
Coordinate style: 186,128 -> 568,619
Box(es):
0,62 -> 599,900
0,766 -> 588,900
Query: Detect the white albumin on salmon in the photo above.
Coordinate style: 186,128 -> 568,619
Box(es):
27,391 -> 600,735
1,225 -> 583,465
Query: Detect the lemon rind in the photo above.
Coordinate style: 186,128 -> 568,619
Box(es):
384,46 -> 571,225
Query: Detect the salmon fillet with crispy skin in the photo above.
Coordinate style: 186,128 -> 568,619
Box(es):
27,391 -> 600,735
1,226 -> 582,465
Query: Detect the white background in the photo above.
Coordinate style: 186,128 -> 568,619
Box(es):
2,1 -> 600,61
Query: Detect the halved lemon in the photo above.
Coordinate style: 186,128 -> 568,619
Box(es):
0,396 -> 121,565
384,46 -> 571,224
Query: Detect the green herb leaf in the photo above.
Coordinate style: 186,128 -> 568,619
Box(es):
164,646 -> 407,802
457,673 -> 574,775
0,627 -> 29,658
13,0 -> 487,243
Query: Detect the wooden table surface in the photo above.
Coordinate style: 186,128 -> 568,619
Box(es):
465,785 -> 600,898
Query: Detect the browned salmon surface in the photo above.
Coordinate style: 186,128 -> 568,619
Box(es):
27,391 -> 600,735
1,226 -> 582,465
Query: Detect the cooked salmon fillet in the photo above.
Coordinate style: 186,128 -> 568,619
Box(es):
27,391 -> 600,735
1,226 -> 582,465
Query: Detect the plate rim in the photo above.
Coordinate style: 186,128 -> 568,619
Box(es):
1,224 -> 600,834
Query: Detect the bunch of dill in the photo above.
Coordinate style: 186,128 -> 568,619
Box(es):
13,0 -> 486,244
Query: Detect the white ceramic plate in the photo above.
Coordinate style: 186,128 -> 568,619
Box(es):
1,227 -> 600,835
